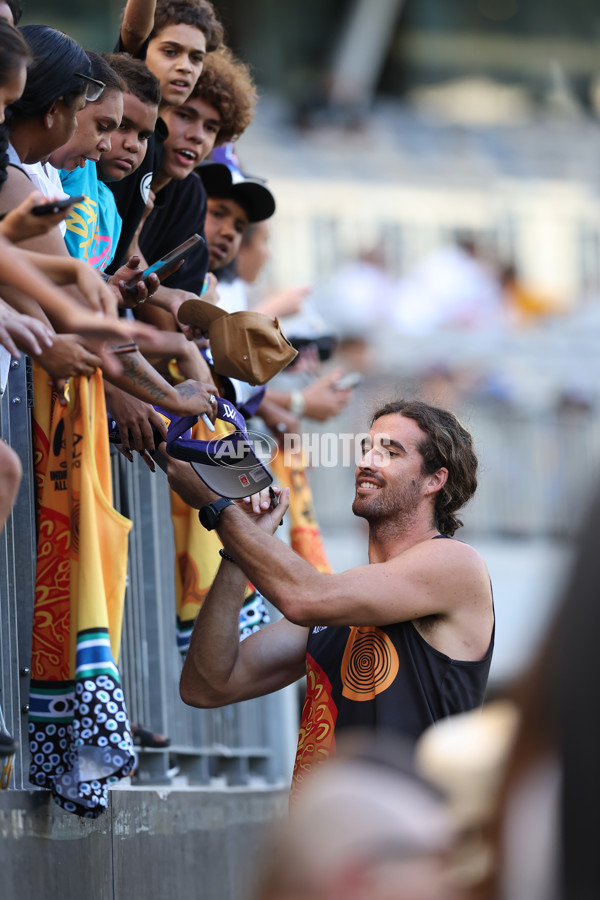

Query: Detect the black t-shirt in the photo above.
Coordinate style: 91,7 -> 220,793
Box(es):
104,118 -> 169,272
138,171 -> 209,294
105,32 -> 166,272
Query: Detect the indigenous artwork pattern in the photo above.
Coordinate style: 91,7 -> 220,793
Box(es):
29,368 -> 135,816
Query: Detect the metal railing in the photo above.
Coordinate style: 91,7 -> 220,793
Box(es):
0,357 -> 37,790
0,360 -> 297,795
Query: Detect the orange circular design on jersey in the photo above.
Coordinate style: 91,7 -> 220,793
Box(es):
340,626 -> 399,701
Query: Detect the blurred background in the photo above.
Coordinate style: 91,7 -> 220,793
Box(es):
20,0 -> 600,689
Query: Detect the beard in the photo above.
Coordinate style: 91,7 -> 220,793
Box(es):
352,476 -> 423,531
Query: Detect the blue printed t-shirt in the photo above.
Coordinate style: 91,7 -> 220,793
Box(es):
60,162 -> 122,269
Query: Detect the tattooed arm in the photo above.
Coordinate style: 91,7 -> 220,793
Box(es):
104,350 -> 217,418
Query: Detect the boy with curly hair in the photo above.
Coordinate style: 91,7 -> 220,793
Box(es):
137,46 -> 258,301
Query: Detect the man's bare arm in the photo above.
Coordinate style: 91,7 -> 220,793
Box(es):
144,330 -> 213,383
165,455 -> 493,656
218,507 -> 491,633
180,556 -> 308,709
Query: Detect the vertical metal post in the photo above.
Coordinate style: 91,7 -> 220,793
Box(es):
327,0 -> 406,110
0,358 -> 36,790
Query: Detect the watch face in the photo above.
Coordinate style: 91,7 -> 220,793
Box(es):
199,506 -> 217,529
199,498 -> 232,530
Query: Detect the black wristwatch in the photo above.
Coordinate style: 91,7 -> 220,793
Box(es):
198,497 -> 234,531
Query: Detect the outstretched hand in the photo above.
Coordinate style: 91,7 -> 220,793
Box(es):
302,368 -> 354,421
173,379 -> 218,419
0,298 -> 54,358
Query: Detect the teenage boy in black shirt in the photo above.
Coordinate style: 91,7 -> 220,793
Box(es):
137,47 -> 257,327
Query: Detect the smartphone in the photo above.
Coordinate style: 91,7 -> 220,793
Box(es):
125,233 -> 205,295
334,372 -> 363,391
288,335 -> 337,362
31,194 -> 86,216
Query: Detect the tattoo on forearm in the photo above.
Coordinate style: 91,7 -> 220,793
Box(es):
120,353 -> 171,401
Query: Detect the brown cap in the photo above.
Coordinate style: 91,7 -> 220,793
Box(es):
178,299 -> 297,385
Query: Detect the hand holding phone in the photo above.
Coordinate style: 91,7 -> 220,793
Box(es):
125,233 -> 205,296
30,195 -> 85,216
333,372 -> 362,391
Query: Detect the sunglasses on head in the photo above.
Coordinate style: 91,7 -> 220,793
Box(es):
74,72 -> 105,102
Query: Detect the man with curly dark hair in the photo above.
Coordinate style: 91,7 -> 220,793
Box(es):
365,399 -> 479,537
164,397 -> 495,797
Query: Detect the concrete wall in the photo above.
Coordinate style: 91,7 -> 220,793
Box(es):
0,786 -> 288,900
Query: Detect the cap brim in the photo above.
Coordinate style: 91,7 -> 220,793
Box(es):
189,442 -> 273,499
167,430 -> 273,498
229,182 -> 275,223
178,298 -> 228,329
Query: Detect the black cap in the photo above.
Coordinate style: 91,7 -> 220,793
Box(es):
196,160 -> 276,223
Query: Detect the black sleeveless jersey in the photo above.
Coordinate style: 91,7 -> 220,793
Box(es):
290,540 -> 494,796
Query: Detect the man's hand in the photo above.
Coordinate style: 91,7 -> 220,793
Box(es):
37,333 -> 102,380
172,379 -> 218,419
105,383 -> 168,454
167,275 -> 218,320
73,261 -> 119,317
239,485 -> 288,530
36,334 -> 103,404
170,276 -> 219,340
301,368 -> 354,421
161,451 -> 288,533
0,299 -> 54,358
